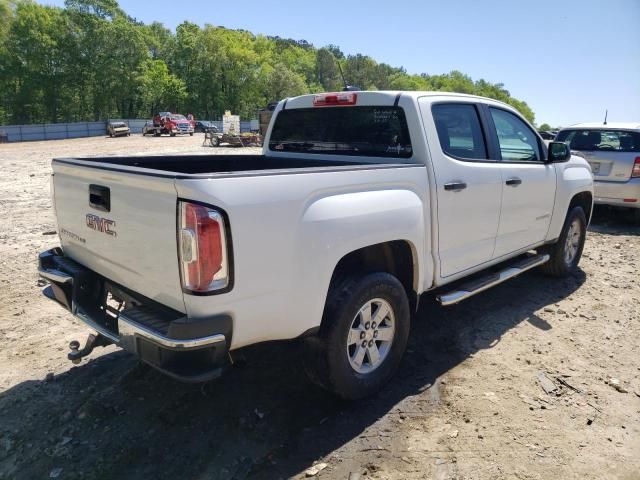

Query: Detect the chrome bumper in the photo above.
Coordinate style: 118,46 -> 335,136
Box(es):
38,248 -> 230,381
38,264 -> 225,351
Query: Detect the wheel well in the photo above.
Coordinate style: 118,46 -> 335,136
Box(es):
328,241 -> 418,312
569,191 -> 593,223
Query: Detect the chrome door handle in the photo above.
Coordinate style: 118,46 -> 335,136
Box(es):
505,178 -> 522,186
444,181 -> 467,191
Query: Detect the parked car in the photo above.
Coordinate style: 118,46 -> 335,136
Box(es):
38,91 -> 593,399
107,121 -> 130,138
194,120 -> 218,133
142,121 -> 155,136
143,113 -> 194,136
538,130 -> 555,140
556,123 -> 640,220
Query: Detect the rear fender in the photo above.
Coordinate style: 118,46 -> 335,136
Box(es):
292,189 -> 426,335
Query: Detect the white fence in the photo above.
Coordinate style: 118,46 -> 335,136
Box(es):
0,119 -> 256,142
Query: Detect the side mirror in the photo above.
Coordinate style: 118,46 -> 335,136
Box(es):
547,141 -> 571,163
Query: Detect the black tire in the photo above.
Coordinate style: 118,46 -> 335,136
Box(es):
210,136 -> 220,147
170,132 -> 176,137
304,272 -> 410,400
189,132 -> 194,136
539,206 -> 587,277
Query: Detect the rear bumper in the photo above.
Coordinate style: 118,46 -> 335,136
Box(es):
594,178 -> 640,209
38,248 -> 231,381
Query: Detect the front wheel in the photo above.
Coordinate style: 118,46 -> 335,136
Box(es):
539,206 -> 587,277
304,272 -> 410,400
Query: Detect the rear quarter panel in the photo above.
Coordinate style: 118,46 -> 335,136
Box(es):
175,166 -> 429,349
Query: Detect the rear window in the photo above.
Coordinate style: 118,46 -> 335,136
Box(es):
556,129 -> 640,152
432,103 -> 487,160
269,106 -> 413,158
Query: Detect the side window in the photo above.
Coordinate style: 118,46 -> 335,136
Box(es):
432,103 -> 488,160
489,108 -> 541,162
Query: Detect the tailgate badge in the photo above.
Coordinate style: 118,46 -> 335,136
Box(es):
86,214 -> 116,237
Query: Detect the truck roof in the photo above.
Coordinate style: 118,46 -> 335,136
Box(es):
283,90 -> 517,111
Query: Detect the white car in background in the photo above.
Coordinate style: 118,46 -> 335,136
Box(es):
556,123 -> 640,221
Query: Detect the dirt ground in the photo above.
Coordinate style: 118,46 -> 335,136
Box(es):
0,135 -> 639,480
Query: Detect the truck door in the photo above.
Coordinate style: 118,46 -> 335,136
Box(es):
483,106 -> 556,258
420,99 -> 502,278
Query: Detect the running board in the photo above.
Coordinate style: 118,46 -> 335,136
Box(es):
437,254 -> 550,306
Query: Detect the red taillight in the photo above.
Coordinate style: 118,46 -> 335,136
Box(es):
632,157 -> 640,178
178,201 -> 229,293
313,92 -> 357,107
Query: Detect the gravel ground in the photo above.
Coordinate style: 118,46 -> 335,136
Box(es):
0,135 -> 639,480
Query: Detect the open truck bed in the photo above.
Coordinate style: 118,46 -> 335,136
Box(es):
54,154 -> 382,177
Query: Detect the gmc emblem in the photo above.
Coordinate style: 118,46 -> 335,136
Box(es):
86,213 -> 116,237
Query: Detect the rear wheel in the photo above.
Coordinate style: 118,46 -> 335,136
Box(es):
210,136 -> 220,147
539,206 -> 587,277
304,272 -> 410,400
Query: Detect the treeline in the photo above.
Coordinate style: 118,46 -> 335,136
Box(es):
0,0 -> 536,125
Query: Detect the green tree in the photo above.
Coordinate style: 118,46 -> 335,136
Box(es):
137,59 -> 187,115
0,0 -> 538,125
538,123 -> 551,131
263,63 -> 307,102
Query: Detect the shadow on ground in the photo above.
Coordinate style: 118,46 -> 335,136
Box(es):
0,266 -> 587,480
588,205 -> 640,236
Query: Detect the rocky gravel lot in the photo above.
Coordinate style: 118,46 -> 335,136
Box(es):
0,135 -> 639,480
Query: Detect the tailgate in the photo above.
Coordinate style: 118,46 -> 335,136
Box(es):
52,160 -> 185,312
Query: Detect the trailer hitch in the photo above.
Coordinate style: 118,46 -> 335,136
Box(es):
68,333 -> 113,364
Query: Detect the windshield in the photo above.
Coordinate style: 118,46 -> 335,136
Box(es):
269,106 -> 413,158
111,122 -> 126,128
171,114 -> 187,121
556,129 -> 640,152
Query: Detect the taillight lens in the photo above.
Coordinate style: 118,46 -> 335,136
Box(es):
632,157 -> 640,178
313,92 -> 357,107
178,201 -> 229,293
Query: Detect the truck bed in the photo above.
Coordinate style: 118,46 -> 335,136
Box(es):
58,154 -> 373,175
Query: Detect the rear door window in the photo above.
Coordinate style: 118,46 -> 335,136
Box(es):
556,129 -> 640,152
269,106 -> 412,158
431,103 -> 488,160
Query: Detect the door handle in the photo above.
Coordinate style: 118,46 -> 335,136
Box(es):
89,184 -> 111,212
505,178 -> 522,186
444,181 -> 467,192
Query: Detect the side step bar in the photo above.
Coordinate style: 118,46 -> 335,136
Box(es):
437,254 -> 550,306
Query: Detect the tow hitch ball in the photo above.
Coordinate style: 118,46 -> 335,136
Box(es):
68,333 -> 112,364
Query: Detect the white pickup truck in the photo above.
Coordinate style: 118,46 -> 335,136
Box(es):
39,91 -> 593,399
